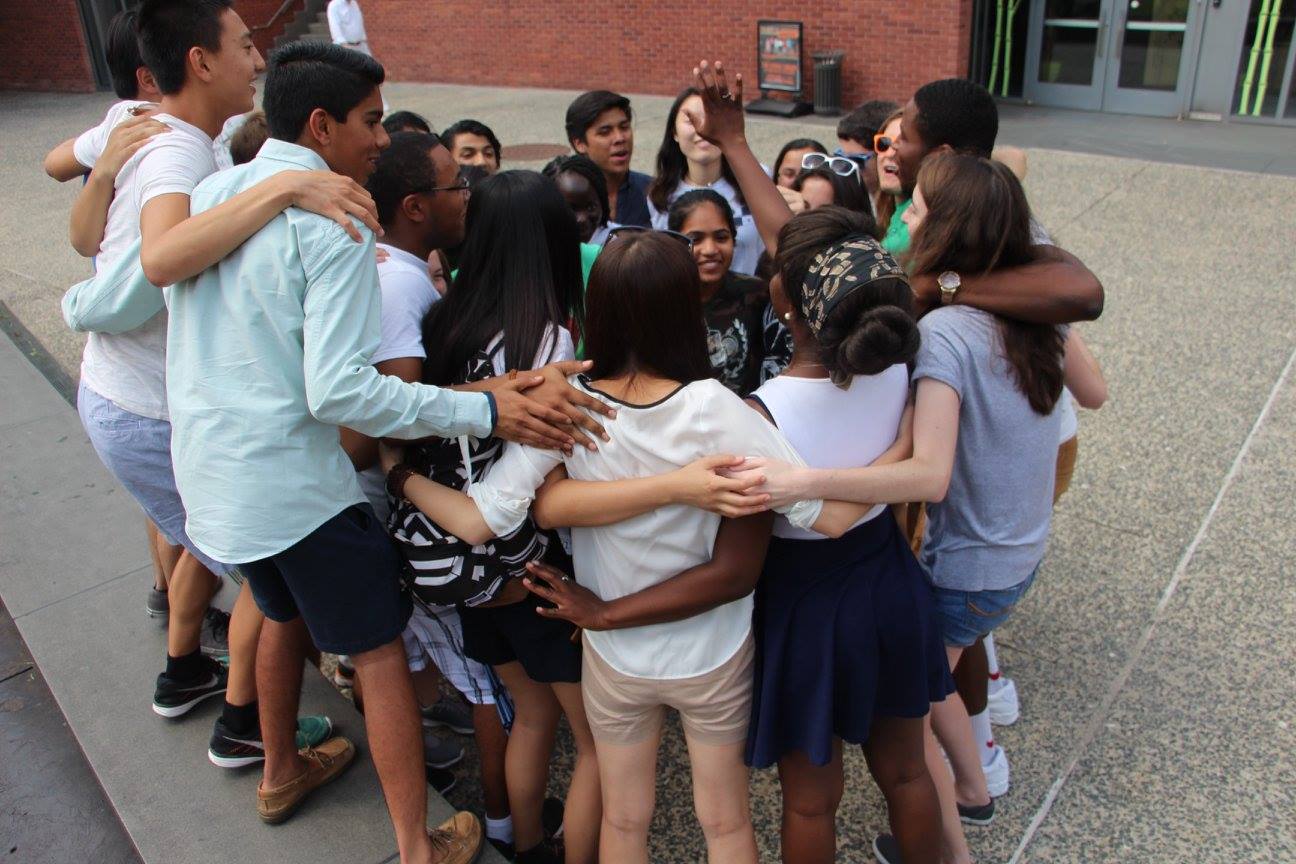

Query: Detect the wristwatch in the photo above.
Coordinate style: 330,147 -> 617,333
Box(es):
386,463 -> 417,500
937,271 -> 961,305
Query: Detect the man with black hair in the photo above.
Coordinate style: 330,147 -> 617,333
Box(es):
565,89 -> 651,226
384,110 -> 434,135
836,98 -> 898,156
43,7 -> 165,183
353,129 -> 517,852
165,41 -> 606,859
443,118 -> 502,174
835,98 -> 899,200
59,0 -> 394,774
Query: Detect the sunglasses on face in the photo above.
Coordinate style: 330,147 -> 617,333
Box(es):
604,225 -> 695,250
873,135 -> 896,154
804,152 -> 861,177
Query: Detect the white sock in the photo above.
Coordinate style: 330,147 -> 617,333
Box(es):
985,633 -> 1006,692
970,708 -> 996,766
486,814 -> 514,844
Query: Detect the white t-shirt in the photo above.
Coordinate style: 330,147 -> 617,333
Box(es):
79,114 -> 216,420
73,100 -> 151,170
371,244 -> 440,364
356,244 -> 444,516
211,113 -> 250,172
469,376 -> 822,680
752,366 -> 909,540
649,176 -> 765,276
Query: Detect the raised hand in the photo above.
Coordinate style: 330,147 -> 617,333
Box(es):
685,60 -> 747,150
277,170 -> 383,242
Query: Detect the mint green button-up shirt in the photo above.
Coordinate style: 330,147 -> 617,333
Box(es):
166,139 -> 492,564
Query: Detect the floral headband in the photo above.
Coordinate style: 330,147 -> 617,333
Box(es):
799,235 -> 908,334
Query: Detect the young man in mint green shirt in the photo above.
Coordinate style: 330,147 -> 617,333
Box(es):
164,43 -> 601,858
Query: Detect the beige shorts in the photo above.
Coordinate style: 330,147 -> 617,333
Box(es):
581,633 -> 755,746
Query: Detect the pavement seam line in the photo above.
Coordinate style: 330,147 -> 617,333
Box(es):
1007,340 -> 1296,864
10,563 -> 153,622
0,664 -> 35,686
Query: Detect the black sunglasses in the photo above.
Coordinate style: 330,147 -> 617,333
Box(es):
604,225 -> 694,249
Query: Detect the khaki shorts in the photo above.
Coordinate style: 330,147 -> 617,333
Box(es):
581,633 -> 755,746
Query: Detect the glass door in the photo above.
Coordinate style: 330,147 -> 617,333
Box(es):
1101,0 -> 1197,114
1025,0 -> 1111,110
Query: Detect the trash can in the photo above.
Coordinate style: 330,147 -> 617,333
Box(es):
812,51 -> 845,116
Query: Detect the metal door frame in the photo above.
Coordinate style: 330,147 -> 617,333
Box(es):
1101,0 -> 1203,115
1024,0 -> 1114,109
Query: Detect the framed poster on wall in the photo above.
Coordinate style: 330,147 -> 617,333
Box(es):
757,19 -> 803,93
749,19 -> 812,116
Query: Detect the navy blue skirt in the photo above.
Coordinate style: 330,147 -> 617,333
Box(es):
745,510 -> 954,768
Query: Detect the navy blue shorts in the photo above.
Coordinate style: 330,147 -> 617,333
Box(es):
240,503 -> 412,656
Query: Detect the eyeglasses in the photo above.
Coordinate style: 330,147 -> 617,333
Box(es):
604,225 -> 694,249
409,181 -> 471,196
809,152 -> 862,176
873,135 -> 895,154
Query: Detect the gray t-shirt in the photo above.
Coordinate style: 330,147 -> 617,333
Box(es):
913,306 -> 1064,592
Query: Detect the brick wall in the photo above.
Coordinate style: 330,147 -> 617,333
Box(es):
368,0 -> 973,109
240,0 -> 303,56
0,0 -> 95,92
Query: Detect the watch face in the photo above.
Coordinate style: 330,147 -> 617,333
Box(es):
938,271 -> 960,290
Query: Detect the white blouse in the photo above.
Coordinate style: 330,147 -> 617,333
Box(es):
470,376 -> 821,679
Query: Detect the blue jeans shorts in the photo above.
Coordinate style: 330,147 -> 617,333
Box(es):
77,382 -> 228,576
932,565 -> 1039,648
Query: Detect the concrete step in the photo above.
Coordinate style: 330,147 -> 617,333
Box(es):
0,333 -> 503,863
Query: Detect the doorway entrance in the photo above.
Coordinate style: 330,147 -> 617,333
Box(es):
1024,0 -> 1197,114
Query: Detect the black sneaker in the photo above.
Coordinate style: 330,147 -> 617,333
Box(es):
152,655 -> 227,718
515,838 -> 562,864
873,834 -> 903,864
208,715 -> 265,768
200,607 -> 230,657
958,797 -> 995,826
146,587 -> 169,621
487,837 -> 516,861
426,764 -> 456,797
542,796 -> 564,840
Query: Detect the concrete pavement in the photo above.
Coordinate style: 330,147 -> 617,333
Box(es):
1,82 -> 1295,863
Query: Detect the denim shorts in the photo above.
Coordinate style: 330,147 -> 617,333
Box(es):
77,382 -> 228,576
931,565 -> 1039,648
238,504 -> 412,656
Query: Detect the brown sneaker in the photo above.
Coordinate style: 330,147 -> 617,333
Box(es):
427,810 -> 483,863
256,736 -> 356,824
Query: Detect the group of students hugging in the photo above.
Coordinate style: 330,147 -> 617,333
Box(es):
41,2 -> 1111,864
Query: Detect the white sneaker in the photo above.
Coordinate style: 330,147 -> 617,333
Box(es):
988,676 -> 1020,726
983,744 -> 1010,798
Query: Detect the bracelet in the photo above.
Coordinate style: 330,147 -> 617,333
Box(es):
386,463 -> 417,499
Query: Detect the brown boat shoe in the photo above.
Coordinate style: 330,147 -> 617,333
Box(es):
427,810 -> 484,864
256,736 -> 356,824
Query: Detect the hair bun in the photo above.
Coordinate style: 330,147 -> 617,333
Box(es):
836,305 -> 919,377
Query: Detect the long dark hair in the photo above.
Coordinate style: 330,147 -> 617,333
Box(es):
584,232 -> 712,385
907,153 -> 1064,414
776,207 -> 917,384
422,170 -> 584,384
647,88 -> 745,213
